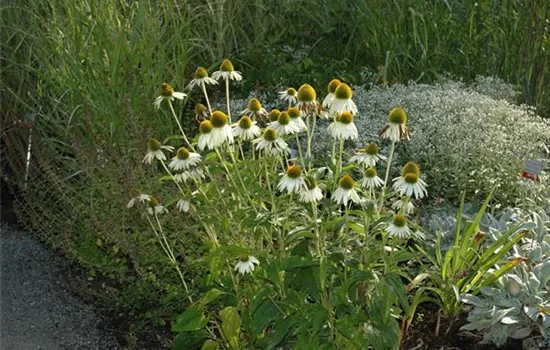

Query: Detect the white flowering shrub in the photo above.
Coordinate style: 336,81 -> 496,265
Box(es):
350,80 -> 550,204
471,75 -> 519,103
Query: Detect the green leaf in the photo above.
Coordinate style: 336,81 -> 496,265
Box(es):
199,289 -> 224,307
219,307 -> 241,349
201,339 -> 219,350
173,306 -> 210,332
172,330 -> 210,350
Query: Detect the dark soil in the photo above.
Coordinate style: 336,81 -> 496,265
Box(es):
0,176 -> 18,227
403,305 -> 529,350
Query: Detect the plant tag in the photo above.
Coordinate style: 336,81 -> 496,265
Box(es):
521,160 -> 543,182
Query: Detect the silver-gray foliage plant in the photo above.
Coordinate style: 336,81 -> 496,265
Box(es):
461,211 -> 550,348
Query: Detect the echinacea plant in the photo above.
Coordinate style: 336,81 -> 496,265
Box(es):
126,67 -> 535,350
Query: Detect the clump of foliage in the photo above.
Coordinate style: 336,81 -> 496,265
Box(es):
350,81 -> 550,205
461,211 -> 550,347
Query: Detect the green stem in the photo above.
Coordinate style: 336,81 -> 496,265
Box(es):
152,213 -> 193,303
295,133 -> 304,165
306,114 -> 317,165
201,82 -> 213,115
312,201 -> 322,257
379,141 -> 396,213
168,100 -> 195,151
225,79 -> 231,122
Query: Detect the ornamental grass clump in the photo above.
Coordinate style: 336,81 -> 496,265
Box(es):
127,68 -> 539,349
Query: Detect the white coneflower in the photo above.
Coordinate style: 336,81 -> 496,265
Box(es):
380,107 -> 410,142
187,67 -> 218,90
127,189 -> 151,208
174,168 -> 205,183
279,87 -> 298,105
287,107 -> 307,132
252,128 -> 291,156
277,165 -> 306,194
147,197 -> 168,215
268,109 -> 281,123
360,168 -> 384,190
270,111 -> 300,136
323,79 -> 341,109
234,255 -> 259,275
176,199 -> 190,213
233,116 -> 261,141
392,197 -> 415,215
210,111 -> 234,147
169,147 -> 201,171
332,175 -> 360,206
329,83 -> 358,115
349,144 -> 387,168
198,120 -> 215,151
153,83 -> 186,109
387,215 -> 412,239
241,98 -> 267,120
211,59 -> 242,82
298,176 -> 323,203
143,138 -> 174,164
194,103 -> 209,122
296,84 -> 322,115
392,162 -> 427,199
327,111 -> 358,140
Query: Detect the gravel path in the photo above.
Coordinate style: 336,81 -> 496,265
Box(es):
0,224 -> 120,350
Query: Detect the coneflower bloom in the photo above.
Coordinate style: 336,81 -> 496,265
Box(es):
210,111 -> 234,146
211,59 -> 242,82
187,66 -> 218,90
198,120 -> 215,151
174,168 -> 205,183
268,109 -> 281,123
387,215 -> 412,238
270,111 -> 300,136
298,176 -> 323,203
392,197 -> 415,215
287,107 -> 307,132
233,116 -> 261,141
380,107 -> 410,142
194,103 -> 209,122
392,162 -> 427,199
169,147 -> 202,171
153,83 -> 186,109
127,189 -> 151,208
360,168 -> 384,190
277,165 -> 306,194
322,79 -> 341,109
252,128 -> 290,156
329,83 -> 358,115
241,98 -> 267,120
176,199 -> 190,213
327,111 -> 358,140
147,197 -> 168,215
349,144 -> 387,168
296,84 -> 322,115
279,87 -> 298,105
143,138 -> 174,164
332,175 -> 360,206
234,255 -> 259,275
